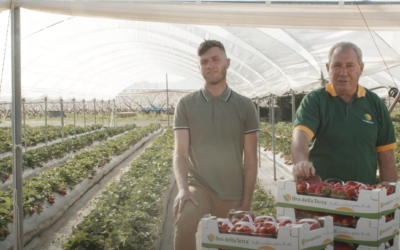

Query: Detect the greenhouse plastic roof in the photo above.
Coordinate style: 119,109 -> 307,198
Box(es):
0,1 -> 400,101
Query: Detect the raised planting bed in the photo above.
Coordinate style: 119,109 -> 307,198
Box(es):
0,124 -> 137,187
62,129 -> 174,250
0,123 -> 161,248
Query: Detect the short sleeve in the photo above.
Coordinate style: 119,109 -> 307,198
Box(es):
376,99 -> 396,152
244,100 -> 259,134
293,92 -> 320,139
173,97 -> 189,130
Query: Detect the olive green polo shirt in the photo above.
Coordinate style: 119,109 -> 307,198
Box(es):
294,83 -> 396,185
174,86 -> 259,200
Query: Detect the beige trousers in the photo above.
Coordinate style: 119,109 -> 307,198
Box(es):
174,179 -> 242,250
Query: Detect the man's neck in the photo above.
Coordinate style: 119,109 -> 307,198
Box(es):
204,82 -> 227,97
336,86 -> 358,104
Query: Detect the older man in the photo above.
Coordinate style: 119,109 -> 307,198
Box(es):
173,40 -> 259,250
291,42 -> 397,184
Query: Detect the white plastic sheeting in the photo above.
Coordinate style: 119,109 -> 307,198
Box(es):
0,1 -> 400,100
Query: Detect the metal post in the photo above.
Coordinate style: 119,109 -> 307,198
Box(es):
271,94 -> 276,181
11,6 -> 24,250
291,89 -> 296,127
113,99 -> 116,127
83,100 -> 86,132
60,99 -> 64,140
166,74 -> 170,127
257,97 -> 260,168
101,100 -> 104,127
108,100 -> 111,127
269,98 -> 272,124
22,98 -> 26,150
94,99 -> 96,125
73,98 -> 76,136
45,97 -> 48,145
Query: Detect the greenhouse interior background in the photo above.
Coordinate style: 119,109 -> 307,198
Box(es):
1,0 -> 400,250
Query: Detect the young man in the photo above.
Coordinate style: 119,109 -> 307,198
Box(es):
291,42 -> 397,184
173,40 -> 259,249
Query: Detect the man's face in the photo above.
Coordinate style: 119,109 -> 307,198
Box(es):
326,47 -> 364,95
199,46 -> 230,85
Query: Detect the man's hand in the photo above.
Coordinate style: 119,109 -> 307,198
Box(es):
292,161 -> 316,178
173,189 -> 198,218
236,205 -> 250,212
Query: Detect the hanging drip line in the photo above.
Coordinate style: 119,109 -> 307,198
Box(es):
0,8 -> 11,96
354,0 -> 399,90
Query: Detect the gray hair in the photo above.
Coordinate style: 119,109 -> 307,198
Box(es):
328,42 -> 363,65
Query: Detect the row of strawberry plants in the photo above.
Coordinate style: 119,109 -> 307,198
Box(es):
259,130 -> 292,163
260,121 -> 293,139
0,123 -> 161,241
251,181 -> 277,216
62,129 -> 173,249
0,124 -> 137,183
0,124 -> 102,154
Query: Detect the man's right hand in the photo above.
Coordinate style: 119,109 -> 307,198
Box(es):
173,189 -> 198,219
292,161 -> 316,178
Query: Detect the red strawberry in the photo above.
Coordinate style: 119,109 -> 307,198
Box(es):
266,225 -> 276,234
342,218 -> 352,227
387,186 -> 394,196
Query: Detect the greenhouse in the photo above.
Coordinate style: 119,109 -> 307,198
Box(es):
1,0 -> 400,249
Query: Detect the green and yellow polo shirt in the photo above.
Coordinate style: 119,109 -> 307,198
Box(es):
173,86 -> 259,200
294,83 -> 396,185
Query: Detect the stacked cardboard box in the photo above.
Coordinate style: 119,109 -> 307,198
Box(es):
276,180 -> 400,249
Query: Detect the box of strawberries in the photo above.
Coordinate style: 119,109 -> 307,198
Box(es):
333,235 -> 398,249
201,211 -> 334,250
277,178 -> 400,219
277,207 -> 399,246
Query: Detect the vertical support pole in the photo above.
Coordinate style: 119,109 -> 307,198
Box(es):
45,97 -> 48,145
113,99 -> 116,127
94,99 -> 96,125
11,6 -> 24,250
291,89 -> 296,127
257,97 -> 260,168
73,98 -> 76,136
166,74 -> 170,127
108,100 -> 111,127
60,99 -> 64,140
271,94 -> 276,181
22,98 -> 26,150
101,100 -> 104,127
83,100 -> 86,132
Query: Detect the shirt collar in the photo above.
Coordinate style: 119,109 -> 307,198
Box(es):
325,83 -> 366,98
201,85 -> 232,102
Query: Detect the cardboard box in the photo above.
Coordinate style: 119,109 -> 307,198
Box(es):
201,215 -> 334,250
354,234 -> 399,249
277,180 -> 400,219
277,207 -> 400,246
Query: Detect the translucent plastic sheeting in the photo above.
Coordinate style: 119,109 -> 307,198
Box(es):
1,8 -> 400,101
3,0 -> 400,30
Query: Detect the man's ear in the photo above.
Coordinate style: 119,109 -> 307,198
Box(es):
360,63 -> 364,75
325,63 -> 329,73
227,58 -> 231,69
198,64 -> 201,73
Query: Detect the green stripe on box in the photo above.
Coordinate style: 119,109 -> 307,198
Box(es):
202,243 -> 332,250
302,242 -> 333,250
202,243 -> 254,250
277,202 -> 397,219
335,233 -> 398,247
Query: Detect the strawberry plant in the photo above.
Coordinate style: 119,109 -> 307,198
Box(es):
0,124 -> 102,154
62,129 -> 173,249
0,123 -> 160,241
0,124 -> 137,183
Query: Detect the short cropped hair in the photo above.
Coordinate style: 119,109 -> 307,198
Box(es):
328,42 -> 363,65
197,40 -> 226,57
